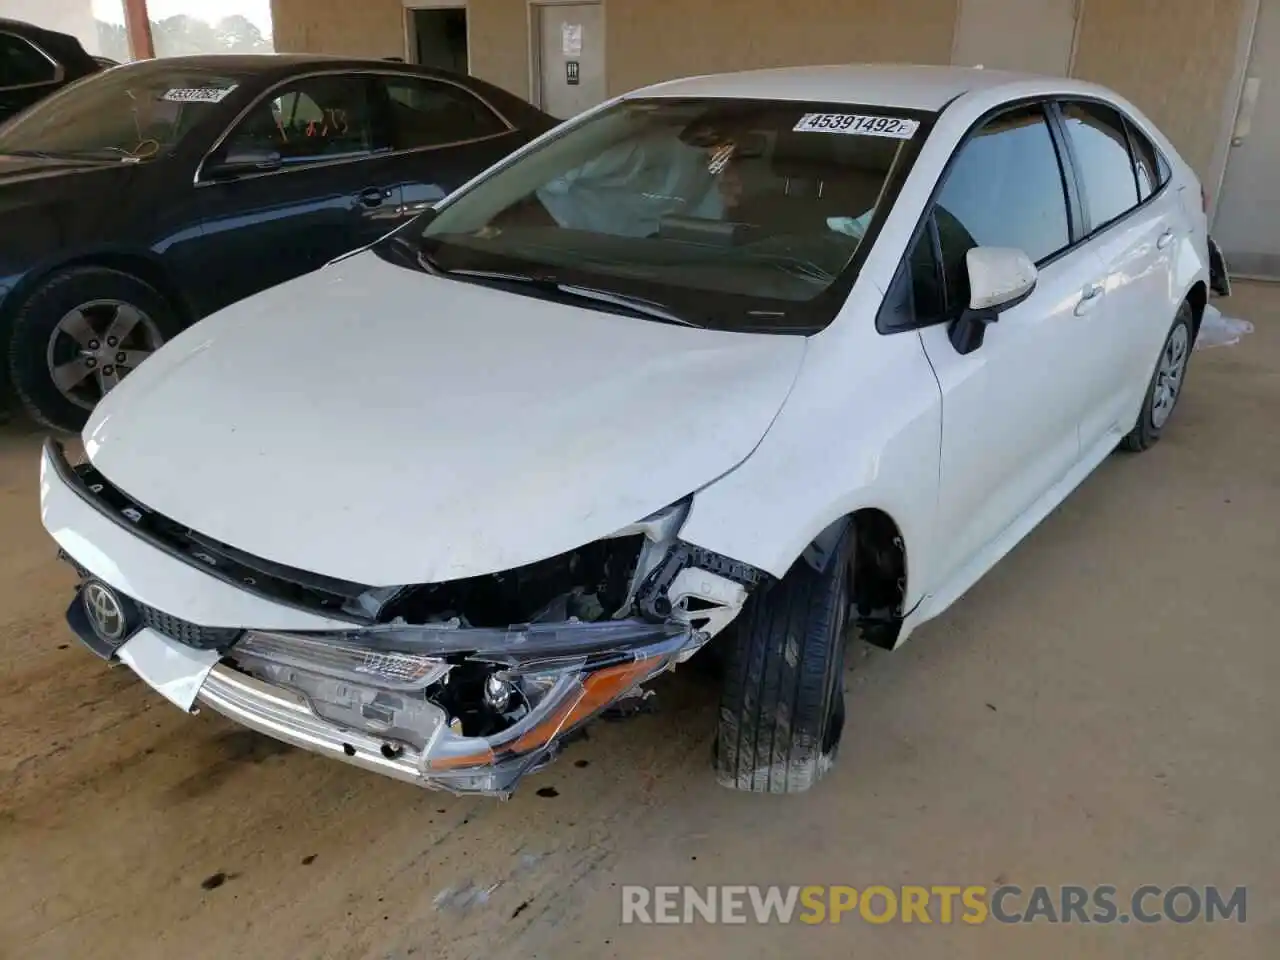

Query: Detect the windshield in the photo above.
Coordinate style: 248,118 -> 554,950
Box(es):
0,65 -> 243,161
387,97 -> 928,333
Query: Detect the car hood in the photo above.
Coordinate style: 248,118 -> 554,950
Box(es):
84,252 -> 807,586
0,154 -> 132,192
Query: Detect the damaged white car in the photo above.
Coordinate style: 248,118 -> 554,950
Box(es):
41,65 -> 1227,796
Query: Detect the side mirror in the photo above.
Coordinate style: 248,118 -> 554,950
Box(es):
966,246 -> 1037,311
949,246 -> 1037,355
203,147 -> 282,180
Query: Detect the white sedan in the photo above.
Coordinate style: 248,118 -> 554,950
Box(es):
41,64 -> 1228,796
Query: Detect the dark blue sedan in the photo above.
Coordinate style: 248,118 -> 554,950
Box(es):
0,54 -> 556,430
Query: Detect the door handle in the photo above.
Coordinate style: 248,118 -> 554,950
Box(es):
1156,229 -> 1175,250
358,187 -> 389,208
1074,283 -> 1105,317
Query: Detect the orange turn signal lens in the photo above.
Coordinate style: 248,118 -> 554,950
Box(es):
508,656 -> 662,755
424,656 -> 662,772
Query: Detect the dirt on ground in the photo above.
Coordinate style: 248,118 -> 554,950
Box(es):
1,284 -> 1277,959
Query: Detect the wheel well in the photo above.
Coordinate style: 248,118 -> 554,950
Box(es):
1187,281 -> 1207,340
803,512 -> 906,655
1,253 -> 194,337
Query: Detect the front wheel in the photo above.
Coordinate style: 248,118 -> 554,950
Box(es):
1120,301 -> 1194,453
715,529 -> 852,793
5,267 -> 178,433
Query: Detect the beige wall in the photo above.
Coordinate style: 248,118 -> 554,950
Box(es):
1073,0 -> 1244,179
466,0 -> 530,99
272,0 -> 407,60
271,0 -> 955,99
603,0 -> 955,93
271,0 -> 1243,179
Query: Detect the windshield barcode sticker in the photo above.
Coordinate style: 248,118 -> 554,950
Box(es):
162,86 -> 238,104
793,113 -> 919,139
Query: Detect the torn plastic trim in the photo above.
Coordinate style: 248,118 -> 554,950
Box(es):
265,616 -> 689,660
635,541 -> 766,620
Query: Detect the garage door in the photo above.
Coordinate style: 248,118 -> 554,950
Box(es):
1214,0 -> 1280,279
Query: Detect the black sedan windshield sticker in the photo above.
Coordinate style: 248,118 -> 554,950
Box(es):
793,113 -> 919,138
162,86 -> 238,104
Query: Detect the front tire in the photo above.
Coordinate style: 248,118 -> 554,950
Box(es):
5,267 -> 178,433
1120,301 -> 1194,453
715,530 -> 852,793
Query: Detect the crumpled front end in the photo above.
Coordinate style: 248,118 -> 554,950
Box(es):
42,440 -> 763,797
209,624 -> 689,795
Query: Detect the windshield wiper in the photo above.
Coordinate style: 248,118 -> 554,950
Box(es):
447,268 -> 701,328
742,253 -> 837,284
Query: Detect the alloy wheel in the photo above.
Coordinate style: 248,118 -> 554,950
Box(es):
45,300 -> 164,411
1151,323 -> 1189,429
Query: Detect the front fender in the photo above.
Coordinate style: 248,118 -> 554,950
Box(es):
679,313 -> 942,614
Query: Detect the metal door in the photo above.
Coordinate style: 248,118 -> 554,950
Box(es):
534,2 -> 605,120
952,0 -> 1079,75
1215,0 -> 1280,279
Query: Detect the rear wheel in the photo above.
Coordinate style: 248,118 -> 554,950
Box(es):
1120,301 -> 1194,453
5,267 -> 179,433
715,529 -> 852,793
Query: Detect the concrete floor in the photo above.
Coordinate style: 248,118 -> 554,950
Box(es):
1,284 -> 1276,959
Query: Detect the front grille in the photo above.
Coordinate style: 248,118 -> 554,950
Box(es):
137,602 -> 241,651
59,552 -> 242,651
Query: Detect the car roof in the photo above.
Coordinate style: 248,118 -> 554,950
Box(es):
0,17 -> 76,45
632,63 -> 1103,112
0,17 -> 99,73
109,53 -> 479,82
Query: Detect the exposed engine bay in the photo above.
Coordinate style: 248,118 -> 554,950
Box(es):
51,446 -> 769,795
376,534 -> 647,628
221,504 -> 764,793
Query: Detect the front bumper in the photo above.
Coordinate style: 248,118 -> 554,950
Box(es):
198,661 -> 433,785
43,440 -> 698,795
195,634 -> 680,795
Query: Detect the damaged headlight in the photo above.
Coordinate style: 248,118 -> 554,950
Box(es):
232,630 -> 451,750
423,632 -> 687,778
230,623 -> 686,794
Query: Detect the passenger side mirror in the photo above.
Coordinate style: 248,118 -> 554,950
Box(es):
949,246 -> 1037,355
203,147 -> 282,180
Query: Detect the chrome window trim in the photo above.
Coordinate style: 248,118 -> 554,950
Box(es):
194,68 -> 515,186
0,30 -> 65,92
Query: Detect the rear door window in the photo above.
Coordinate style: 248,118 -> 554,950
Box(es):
380,75 -> 508,150
1124,118 -> 1167,201
1060,101 -> 1140,230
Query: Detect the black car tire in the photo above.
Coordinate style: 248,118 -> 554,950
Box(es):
5,267 -> 180,433
1120,301 -> 1195,453
715,528 -> 852,793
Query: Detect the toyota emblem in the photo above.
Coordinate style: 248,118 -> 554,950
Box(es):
83,581 -> 126,643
